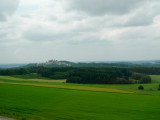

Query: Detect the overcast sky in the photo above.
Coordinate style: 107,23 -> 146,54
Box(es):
0,0 -> 160,63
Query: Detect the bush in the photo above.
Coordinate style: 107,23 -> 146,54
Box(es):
138,85 -> 144,90
131,72 -> 151,83
158,84 -> 160,91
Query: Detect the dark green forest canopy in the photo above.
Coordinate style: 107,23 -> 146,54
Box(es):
0,66 -> 154,84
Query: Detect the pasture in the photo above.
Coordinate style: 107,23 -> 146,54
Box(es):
0,75 -> 160,120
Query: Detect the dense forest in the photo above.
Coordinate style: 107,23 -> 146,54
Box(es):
66,68 -> 151,84
130,67 -> 160,75
0,66 -> 154,84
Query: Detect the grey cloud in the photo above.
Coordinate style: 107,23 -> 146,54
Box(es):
68,37 -> 101,45
23,30 -> 78,42
0,32 -> 19,45
124,1 -> 160,26
118,26 -> 160,43
125,15 -> 154,26
66,0 -> 145,16
0,0 -> 19,21
1,0 -> 160,63
64,0 -> 160,27
0,31 -> 11,43
0,32 -> 7,39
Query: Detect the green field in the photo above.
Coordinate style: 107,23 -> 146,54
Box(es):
0,75 -> 160,120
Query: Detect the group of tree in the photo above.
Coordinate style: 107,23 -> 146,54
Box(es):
0,68 -> 29,75
66,68 -> 151,84
131,72 -> 151,83
0,66 -> 152,84
158,84 -> 160,91
130,67 -> 160,75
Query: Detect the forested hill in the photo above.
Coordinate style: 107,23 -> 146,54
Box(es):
23,60 -> 160,68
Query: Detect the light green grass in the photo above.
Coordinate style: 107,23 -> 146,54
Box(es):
0,75 -> 134,94
0,75 -> 159,95
0,84 -> 160,120
0,82 -> 135,94
0,75 -> 160,120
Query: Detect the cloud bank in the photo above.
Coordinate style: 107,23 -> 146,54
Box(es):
66,0 -> 145,15
0,0 -> 19,21
0,0 -> 160,63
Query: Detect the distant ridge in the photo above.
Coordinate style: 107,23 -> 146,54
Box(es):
22,59 -> 160,68
24,60 -> 73,68
0,64 -> 26,68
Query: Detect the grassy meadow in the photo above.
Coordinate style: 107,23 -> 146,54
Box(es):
0,75 -> 160,120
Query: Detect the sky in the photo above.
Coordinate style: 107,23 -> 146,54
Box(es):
0,0 -> 160,63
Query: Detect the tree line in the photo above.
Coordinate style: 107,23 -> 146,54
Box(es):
130,67 -> 160,75
0,67 -> 152,84
66,68 -> 151,84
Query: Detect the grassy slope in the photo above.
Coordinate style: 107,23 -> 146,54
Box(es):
0,75 -> 160,120
0,76 -> 150,94
0,75 -> 159,95
0,84 -> 160,120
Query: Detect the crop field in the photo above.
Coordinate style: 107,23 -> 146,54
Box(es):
0,75 -> 160,120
